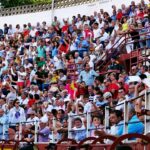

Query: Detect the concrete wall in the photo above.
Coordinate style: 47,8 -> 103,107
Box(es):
0,0 -> 149,28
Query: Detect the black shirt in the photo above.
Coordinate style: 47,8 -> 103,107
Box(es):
36,71 -> 45,84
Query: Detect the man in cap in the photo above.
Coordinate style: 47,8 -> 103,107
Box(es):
26,109 -> 39,127
103,92 -> 114,107
38,116 -> 50,142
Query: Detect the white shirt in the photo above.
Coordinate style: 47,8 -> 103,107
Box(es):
84,102 -> 92,113
29,29 -> 37,37
100,32 -> 109,42
145,72 -> 150,78
15,28 -> 22,33
30,69 -> 36,82
9,107 -> 26,125
98,21 -> 105,29
89,61 -> 94,69
93,28 -> 101,40
59,75 -> 67,81
26,116 -> 39,125
54,58 -> 64,70
83,20 -> 90,26
90,54 -> 96,62
6,91 -> 17,101
70,42 -> 77,51
30,90 -> 41,96
105,42 -> 114,51
6,51 -> 14,60
76,21 -> 82,29
8,28 -> 15,35
42,105 -> 53,114
17,71 -> 26,82
21,98 -> 29,105
24,63 -> 33,69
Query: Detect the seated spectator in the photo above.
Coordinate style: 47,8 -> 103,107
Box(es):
26,109 -> 39,127
38,116 -> 50,142
71,117 -> 86,142
127,105 -> 144,137
104,78 -> 119,100
115,88 -> 127,111
95,110 -> 123,137
107,57 -> 122,72
95,91 -> 108,107
90,115 -> 104,137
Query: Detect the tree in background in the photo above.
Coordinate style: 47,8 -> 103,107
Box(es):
0,0 -> 51,8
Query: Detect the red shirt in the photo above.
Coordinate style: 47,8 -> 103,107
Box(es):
62,25 -> 69,33
76,86 -> 88,98
116,12 -> 123,21
104,83 -> 119,99
137,12 -> 144,19
23,29 -> 30,37
83,29 -> 94,39
123,83 -> 129,94
59,44 -> 69,54
28,99 -> 36,108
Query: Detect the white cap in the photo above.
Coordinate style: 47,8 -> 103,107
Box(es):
103,92 -> 112,99
40,116 -> 48,123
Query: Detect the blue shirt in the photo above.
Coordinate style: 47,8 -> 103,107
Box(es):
96,100 -> 108,107
0,114 -> 9,140
78,40 -> 89,51
52,47 -> 58,58
116,115 -> 144,138
78,70 -> 99,86
72,127 -> 86,142
37,46 -> 46,58
111,15 -> 116,21
128,115 -> 144,135
116,121 -> 124,136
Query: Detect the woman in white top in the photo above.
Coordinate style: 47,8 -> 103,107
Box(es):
17,66 -> 26,90
9,99 -> 26,131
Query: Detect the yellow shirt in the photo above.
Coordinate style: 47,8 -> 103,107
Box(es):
51,75 -> 59,83
122,23 -> 129,32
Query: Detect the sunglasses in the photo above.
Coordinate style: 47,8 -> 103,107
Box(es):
106,96 -> 112,100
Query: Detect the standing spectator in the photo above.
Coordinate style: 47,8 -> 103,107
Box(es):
78,63 -> 98,86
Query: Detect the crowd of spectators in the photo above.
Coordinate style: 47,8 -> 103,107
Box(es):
0,0 -> 150,144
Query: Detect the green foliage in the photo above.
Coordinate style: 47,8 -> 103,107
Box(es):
0,0 -> 51,8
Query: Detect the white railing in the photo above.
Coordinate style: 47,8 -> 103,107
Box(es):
0,89 -> 149,143
0,0 -> 95,16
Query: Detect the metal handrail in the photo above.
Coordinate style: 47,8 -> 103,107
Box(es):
0,91 -> 149,143
97,25 -> 150,71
